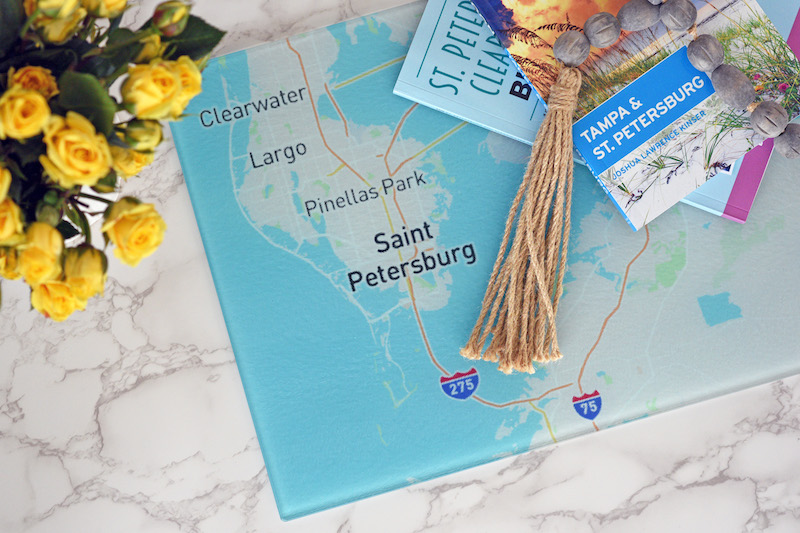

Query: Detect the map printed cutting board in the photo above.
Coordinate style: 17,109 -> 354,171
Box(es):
170,1 -> 800,520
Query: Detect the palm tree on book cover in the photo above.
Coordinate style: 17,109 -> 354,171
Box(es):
501,17 -> 582,100
500,15 -> 661,106
501,13 -> 657,103
495,0 -> 628,103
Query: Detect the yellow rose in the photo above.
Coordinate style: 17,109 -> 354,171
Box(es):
80,0 -> 126,17
18,222 -> 64,286
37,8 -> 87,44
31,280 -> 85,321
134,34 -> 164,64
32,0 -> 79,18
121,61 -> 181,120
0,198 -> 25,246
0,87 -> 51,140
0,165 -> 10,203
0,247 -> 22,280
167,56 -> 202,118
123,119 -> 162,151
110,145 -> 154,178
39,112 -> 113,188
8,66 -> 60,100
64,246 -> 107,301
102,198 -> 166,266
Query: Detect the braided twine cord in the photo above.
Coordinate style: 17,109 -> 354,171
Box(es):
460,67 -> 582,374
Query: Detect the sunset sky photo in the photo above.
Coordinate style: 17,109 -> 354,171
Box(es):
502,0 -> 628,32
501,0 -> 628,52
496,0 -> 629,97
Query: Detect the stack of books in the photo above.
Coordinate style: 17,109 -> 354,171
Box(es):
395,0 -> 800,228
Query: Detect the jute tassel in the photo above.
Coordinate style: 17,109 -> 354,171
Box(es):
460,67 -> 582,374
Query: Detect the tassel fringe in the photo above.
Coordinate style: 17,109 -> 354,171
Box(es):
461,67 -> 582,374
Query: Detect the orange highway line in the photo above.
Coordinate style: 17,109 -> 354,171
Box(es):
472,383 -> 574,408
390,173 -> 447,374
384,104 -> 418,176
286,39 -> 369,186
381,111 -> 572,409
289,37 -> 571,411
405,278 -> 449,375
392,190 -> 418,262
405,266 -> 569,409
392,169 -> 567,408
577,225 -> 651,394
324,83 -> 349,137
289,37 -> 450,380
392,188 -> 409,225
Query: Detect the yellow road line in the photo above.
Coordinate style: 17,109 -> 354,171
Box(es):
405,122 -> 467,165
327,162 -> 346,176
379,197 -> 396,233
529,402 -> 557,443
377,424 -> 388,446
333,56 -> 406,89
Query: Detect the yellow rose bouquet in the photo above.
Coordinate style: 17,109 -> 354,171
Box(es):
0,0 -> 223,320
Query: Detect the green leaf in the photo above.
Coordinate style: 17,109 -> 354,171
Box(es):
107,133 -> 129,149
10,138 -> 46,167
65,203 -> 92,245
3,156 -> 27,183
162,15 -> 224,61
57,71 -> 117,136
0,48 -> 79,78
81,28 -> 143,80
91,170 -> 117,194
106,28 -> 144,59
0,0 -> 25,59
106,14 -> 123,38
56,220 -> 81,240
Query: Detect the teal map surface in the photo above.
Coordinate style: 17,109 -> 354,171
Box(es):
170,2 -> 800,520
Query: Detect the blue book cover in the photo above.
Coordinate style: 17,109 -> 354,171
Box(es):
170,1 -> 800,520
470,0 -> 800,230
393,0 -> 548,146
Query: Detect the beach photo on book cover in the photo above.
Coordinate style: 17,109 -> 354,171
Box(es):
480,0 -> 800,228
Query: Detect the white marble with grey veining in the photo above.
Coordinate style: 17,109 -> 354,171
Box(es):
2,1 -> 800,531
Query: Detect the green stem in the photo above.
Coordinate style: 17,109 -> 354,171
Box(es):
18,8 -> 41,39
77,192 -> 114,204
78,16 -> 97,42
93,23 -> 111,45
81,27 -> 157,59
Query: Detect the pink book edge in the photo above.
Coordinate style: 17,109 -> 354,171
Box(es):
723,10 -> 800,223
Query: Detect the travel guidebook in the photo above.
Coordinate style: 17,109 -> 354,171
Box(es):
470,0 -> 800,229
170,1 -> 800,520
393,0 -> 550,146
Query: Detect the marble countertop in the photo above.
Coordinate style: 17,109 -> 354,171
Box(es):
2,1 -> 800,531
